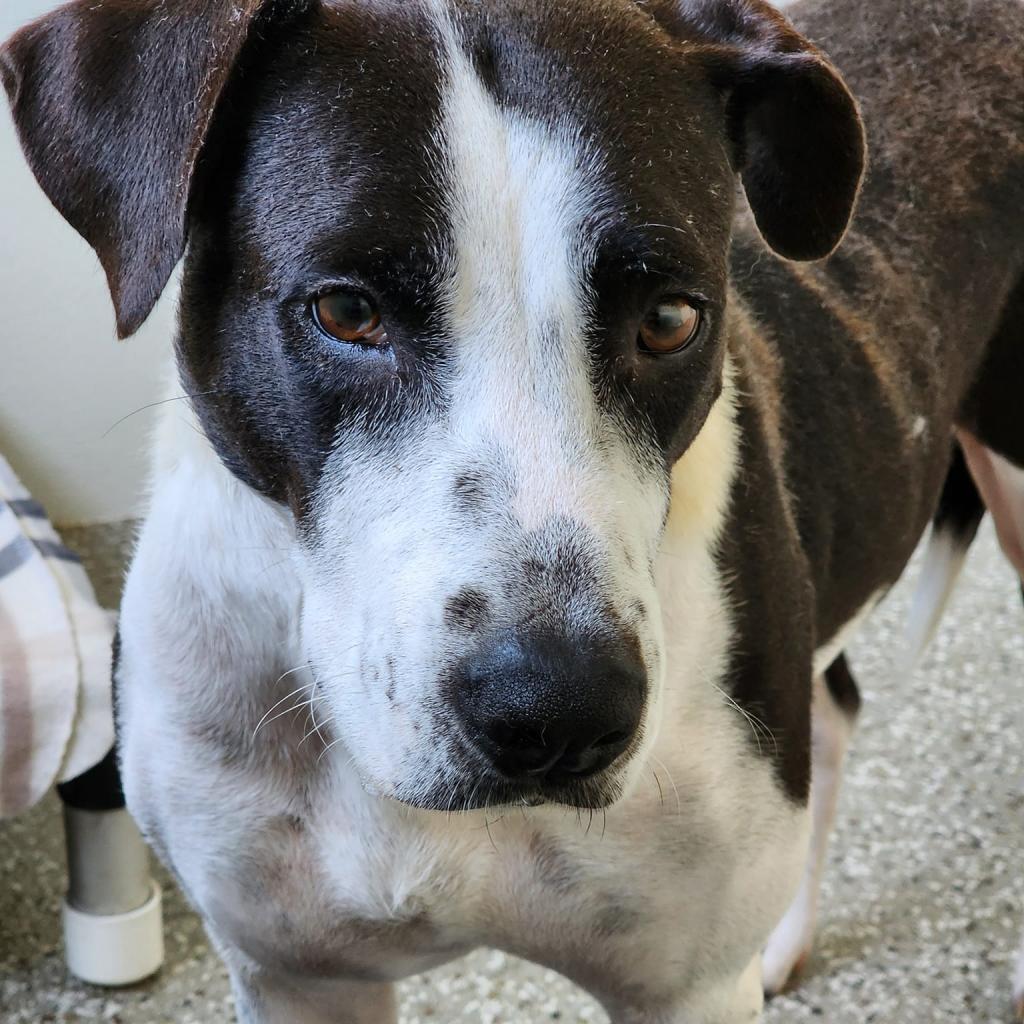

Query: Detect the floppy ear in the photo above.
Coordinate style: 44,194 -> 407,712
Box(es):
0,0 -> 278,337
669,0 -> 867,261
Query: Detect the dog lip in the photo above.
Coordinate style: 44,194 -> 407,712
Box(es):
390,772 -> 622,813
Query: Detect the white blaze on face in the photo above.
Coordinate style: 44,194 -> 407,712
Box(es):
430,8 -> 663,542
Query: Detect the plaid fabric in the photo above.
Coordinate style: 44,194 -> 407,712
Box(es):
0,457 -> 115,819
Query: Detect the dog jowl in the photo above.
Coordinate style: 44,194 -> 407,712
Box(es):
0,0 -> 862,814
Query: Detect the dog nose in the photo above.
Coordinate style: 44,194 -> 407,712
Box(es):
454,632 -> 646,782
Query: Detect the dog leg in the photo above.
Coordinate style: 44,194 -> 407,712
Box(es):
956,430 -> 1024,580
608,952 -> 764,1024
955,429 -> 1024,1018
230,968 -> 398,1024
762,657 -> 859,995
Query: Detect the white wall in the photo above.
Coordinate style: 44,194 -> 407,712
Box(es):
0,0 -> 170,526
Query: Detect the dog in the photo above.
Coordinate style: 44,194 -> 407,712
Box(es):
4,0 -> 1023,1019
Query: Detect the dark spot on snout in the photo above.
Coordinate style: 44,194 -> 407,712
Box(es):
445,588 -> 492,631
453,471 -> 488,510
515,538 -> 601,604
521,556 -> 547,585
384,657 -> 398,703
549,533 -> 601,589
510,519 -> 615,611
632,599 -> 647,621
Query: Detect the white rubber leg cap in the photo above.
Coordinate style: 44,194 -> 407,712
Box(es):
63,882 -> 164,986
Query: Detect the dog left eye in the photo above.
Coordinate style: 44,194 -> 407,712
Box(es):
638,298 -> 702,354
312,289 -> 386,346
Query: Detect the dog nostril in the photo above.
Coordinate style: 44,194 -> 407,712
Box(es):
498,743 -> 567,776
552,730 -> 634,779
553,746 -> 605,778
485,721 -> 567,776
517,748 -> 560,776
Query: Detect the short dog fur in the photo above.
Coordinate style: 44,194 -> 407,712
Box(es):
4,0 -> 1023,1020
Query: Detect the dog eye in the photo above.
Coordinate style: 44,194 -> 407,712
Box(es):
312,290 -> 386,346
638,298 -> 701,354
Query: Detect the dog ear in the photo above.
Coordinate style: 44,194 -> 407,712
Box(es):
661,0 -> 866,261
0,0 -> 283,338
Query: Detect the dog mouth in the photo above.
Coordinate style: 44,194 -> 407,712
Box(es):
381,710 -> 648,813
391,768 -> 628,813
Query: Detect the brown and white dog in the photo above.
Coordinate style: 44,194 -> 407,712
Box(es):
4,0 -> 1023,1020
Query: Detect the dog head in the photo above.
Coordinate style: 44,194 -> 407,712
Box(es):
3,0 -> 863,809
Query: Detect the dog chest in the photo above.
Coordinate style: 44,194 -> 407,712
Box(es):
183,763 -> 803,999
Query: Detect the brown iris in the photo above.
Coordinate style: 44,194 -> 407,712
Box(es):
638,298 -> 702,354
313,290 -> 385,345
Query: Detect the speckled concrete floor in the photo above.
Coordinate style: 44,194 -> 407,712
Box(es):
1,522 -> 1022,1023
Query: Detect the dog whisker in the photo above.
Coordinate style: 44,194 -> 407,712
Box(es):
252,679 -> 315,741
276,663 -> 314,687
102,390 -> 224,437
482,795 -> 499,853
648,753 -> 682,817
317,733 -> 349,767
651,768 -> 665,808
300,680 -> 331,750
256,698 -> 318,739
710,680 -> 778,757
464,775 -> 485,816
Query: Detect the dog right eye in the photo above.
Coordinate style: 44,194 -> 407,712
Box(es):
312,290 -> 387,346
638,297 -> 702,355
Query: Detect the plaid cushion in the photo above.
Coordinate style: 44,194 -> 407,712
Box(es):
0,458 -> 114,818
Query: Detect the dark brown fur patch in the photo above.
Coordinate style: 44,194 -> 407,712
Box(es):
717,0 -> 1024,799
822,654 -> 862,719
445,588 -> 492,631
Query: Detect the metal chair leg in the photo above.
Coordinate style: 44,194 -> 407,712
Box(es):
57,749 -> 164,986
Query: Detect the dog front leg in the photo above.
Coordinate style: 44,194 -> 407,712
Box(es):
230,968 -> 398,1024
761,657 -> 859,995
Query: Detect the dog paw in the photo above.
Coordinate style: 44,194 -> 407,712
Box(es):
762,947 -> 809,998
762,903 -> 814,997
